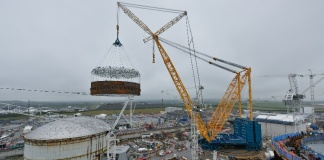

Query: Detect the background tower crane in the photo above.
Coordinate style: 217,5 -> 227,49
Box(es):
281,72 -> 324,131
282,72 -> 324,107
306,69 -> 324,106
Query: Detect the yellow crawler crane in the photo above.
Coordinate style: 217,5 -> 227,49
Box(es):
117,1 -> 253,150
158,37 -> 253,142
208,68 -> 253,139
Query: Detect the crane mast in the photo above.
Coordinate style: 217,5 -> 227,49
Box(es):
154,36 -> 209,143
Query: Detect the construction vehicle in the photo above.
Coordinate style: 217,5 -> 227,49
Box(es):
144,123 -> 154,130
117,2 -> 258,158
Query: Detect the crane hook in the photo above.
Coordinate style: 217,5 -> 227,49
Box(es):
113,25 -> 122,47
152,53 -> 155,63
152,40 -> 155,63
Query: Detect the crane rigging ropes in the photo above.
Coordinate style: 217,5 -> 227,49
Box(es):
185,16 -> 205,108
119,2 -> 184,14
158,37 -> 246,73
90,6 -> 141,96
91,39 -> 139,81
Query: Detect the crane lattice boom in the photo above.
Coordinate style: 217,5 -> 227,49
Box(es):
118,2 -> 253,143
143,12 -> 187,43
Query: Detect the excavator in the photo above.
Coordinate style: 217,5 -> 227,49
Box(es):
117,2 -> 254,158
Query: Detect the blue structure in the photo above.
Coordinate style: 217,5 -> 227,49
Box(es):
199,118 -> 262,150
272,132 -> 324,160
179,118 -> 188,122
310,124 -> 319,130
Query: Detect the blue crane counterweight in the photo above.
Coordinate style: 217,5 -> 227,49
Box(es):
199,118 -> 262,151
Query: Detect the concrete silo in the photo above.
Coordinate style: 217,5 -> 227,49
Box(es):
24,117 -> 110,160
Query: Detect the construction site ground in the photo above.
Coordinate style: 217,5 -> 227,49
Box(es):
217,148 -> 265,160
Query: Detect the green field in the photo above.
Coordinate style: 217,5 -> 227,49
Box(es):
0,113 -> 28,120
2,101 -> 324,121
58,101 -> 324,116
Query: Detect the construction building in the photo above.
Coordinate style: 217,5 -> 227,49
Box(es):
255,114 -> 307,137
165,107 -> 182,113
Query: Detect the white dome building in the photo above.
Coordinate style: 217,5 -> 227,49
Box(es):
24,117 -> 110,160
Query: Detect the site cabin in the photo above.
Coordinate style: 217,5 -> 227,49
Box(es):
141,134 -> 151,138
138,148 -> 148,152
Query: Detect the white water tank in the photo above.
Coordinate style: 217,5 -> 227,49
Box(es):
24,117 -> 110,160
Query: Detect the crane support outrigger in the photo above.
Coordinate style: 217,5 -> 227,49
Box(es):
117,1 -> 253,151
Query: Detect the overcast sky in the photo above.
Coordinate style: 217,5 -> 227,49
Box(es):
1,0 -> 324,102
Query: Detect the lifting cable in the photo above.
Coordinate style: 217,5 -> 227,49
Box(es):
159,36 -> 238,74
185,17 -> 203,107
121,47 -> 137,71
152,40 -> 155,63
93,5 -> 140,82
116,6 -> 139,75
119,2 -> 184,14
159,37 -> 246,70
96,45 -> 114,67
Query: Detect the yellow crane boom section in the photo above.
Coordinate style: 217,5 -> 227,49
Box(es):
118,3 -> 253,143
154,37 -> 210,141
